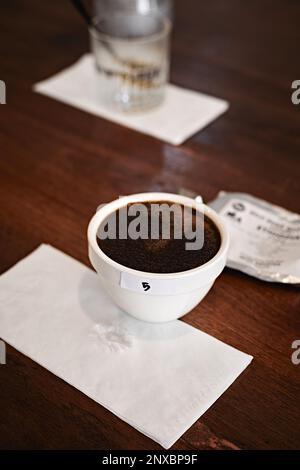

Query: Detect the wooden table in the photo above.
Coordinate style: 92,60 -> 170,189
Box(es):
0,0 -> 299,450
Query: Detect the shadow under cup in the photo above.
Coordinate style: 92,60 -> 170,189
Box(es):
89,13 -> 171,111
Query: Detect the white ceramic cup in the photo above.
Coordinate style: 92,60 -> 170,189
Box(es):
88,192 -> 229,322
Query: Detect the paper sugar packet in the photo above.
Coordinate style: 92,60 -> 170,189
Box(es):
209,192 -> 300,284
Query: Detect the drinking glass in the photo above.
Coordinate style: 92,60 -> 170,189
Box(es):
90,5 -> 171,112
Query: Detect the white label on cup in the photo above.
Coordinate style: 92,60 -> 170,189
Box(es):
120,272 -> 181,296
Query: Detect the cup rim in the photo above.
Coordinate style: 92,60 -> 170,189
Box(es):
87,192 -> 229,279
89,14 -> 172,45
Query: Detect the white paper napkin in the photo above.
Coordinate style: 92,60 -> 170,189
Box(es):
0,245 -> 252,449
33,55 -> 229,145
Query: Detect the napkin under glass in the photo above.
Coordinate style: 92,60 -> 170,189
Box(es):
0,245 -> 252,449
33,54 -> 229,146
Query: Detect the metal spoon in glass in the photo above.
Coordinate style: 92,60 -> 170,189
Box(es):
71,0 -> 161,84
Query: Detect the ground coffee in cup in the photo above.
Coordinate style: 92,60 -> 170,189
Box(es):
97,201 -> 221,273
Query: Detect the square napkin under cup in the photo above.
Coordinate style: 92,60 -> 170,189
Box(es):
0,245 -> 252,449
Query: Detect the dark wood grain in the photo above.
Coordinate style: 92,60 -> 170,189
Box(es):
0,0 -> 299,450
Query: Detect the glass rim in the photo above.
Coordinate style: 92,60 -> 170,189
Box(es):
89,14 -> 172,44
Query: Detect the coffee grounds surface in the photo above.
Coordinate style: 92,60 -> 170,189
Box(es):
97,202 -> 221,273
